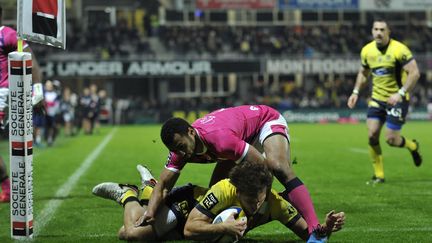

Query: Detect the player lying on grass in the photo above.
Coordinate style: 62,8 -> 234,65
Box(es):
92,161 -> 345,242
146,105 -> 320,234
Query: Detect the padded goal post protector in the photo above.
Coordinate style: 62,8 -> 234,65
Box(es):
17,0 -> 66,49
8,52 -> 34,239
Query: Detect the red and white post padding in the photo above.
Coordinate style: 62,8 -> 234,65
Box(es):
8,52 -> 34,239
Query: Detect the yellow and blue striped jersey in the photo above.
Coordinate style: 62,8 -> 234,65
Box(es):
360,39 -> 414,101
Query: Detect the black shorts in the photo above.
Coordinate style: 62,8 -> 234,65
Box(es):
164,183 -> 201,237
367,98 -> 409,130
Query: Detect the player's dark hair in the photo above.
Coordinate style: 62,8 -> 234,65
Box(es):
229,160 -> 273,198
372,17 -> 391,30
160,117 -> 192,148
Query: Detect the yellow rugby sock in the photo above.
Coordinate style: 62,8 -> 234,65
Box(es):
403,138 -> 417,151
369,145 -> 384,179
120,190 -> 138,206
139,186 -> 153,205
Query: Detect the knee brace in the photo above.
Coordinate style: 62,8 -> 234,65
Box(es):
368,137 -> 379,146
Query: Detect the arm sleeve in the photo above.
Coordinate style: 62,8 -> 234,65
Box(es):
164,151 -> 186,173
396,43 -> 414,66
268,189 -> 301,227
360,47 -> 369,68
4,27 -> 28,51
195,181 -> 234,220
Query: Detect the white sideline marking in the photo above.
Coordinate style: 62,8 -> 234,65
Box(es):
34,128 -> 117,237
349,147 -> 369,154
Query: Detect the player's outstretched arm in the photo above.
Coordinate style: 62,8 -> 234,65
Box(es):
138,168 -> 179,226
322,210 -> 346,234
285,210 -> 345,241
184,208 -> 246,241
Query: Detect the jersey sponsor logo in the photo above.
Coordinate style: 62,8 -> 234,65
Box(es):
250,105 -> 259,111
176,201 -> 190,218
202,192 -> 219,210
199,115 -> 216,125
372,67 -> 393,76
287,204 -> 296,215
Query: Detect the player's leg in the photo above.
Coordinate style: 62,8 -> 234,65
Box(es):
263,134 -> 318,234
119,200 -> 157,241
258,115 -> 318,233
0,89 -> 10,202
120,200 -> 182,241
46,115 -> 56,146
367,118 -> 385,182
136,181 -> 196,241
33,112 -> 45,146
366,100 -> 387,183
208,161 -> 236,187
92,182 -> 165,240
130,166 -> 183,240
384,101 -> 422,166
0,156 -> 10,202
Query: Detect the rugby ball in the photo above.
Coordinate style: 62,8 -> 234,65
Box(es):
211,207 -> 247,243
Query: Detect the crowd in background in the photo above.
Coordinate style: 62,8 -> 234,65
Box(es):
26,13 -> 432,127
117,74 -> 432,124
33,21 -> 432,59
32,81 -> 113,147
33,72 -> 431,129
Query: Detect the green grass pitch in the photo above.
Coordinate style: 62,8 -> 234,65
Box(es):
0,122 -> 431,242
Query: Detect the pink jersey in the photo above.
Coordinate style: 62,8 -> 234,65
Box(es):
165,105 -> 283,172
0,26 -> 28,88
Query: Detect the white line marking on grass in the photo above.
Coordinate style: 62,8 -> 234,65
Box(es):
342,227 -> 432,233
34,128 -> 117,237
349,147 -> 369,154
246,227 -> 432,236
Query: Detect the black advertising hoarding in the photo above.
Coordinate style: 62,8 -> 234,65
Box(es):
40,57 -> 429,77
41,60 -> 262,77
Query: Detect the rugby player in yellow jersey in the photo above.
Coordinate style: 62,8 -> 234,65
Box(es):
93,162 -> 345,242
347,19 -> 422,184
184,161 -> 345,242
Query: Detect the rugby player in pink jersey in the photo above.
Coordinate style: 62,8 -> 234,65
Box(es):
0,6 -> 41,202
141,105 -> 321,234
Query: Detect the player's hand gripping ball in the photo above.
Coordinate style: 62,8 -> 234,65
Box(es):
212,207 -> 247,243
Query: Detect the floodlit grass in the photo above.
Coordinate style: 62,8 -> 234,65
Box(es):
0,122 -> 431,242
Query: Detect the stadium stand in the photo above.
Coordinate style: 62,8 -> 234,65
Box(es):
2,0 -> 431,124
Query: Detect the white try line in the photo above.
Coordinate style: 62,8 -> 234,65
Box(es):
33,128 -> 117,237
349,147 -> 369,154
247,226 -> 432,236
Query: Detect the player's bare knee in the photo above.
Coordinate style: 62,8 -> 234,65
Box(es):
386,137 -> 398,147
121,228 -> 140,241
268,161 -> 295,183
265,158 -> 285,173
118,227 -> 127,240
